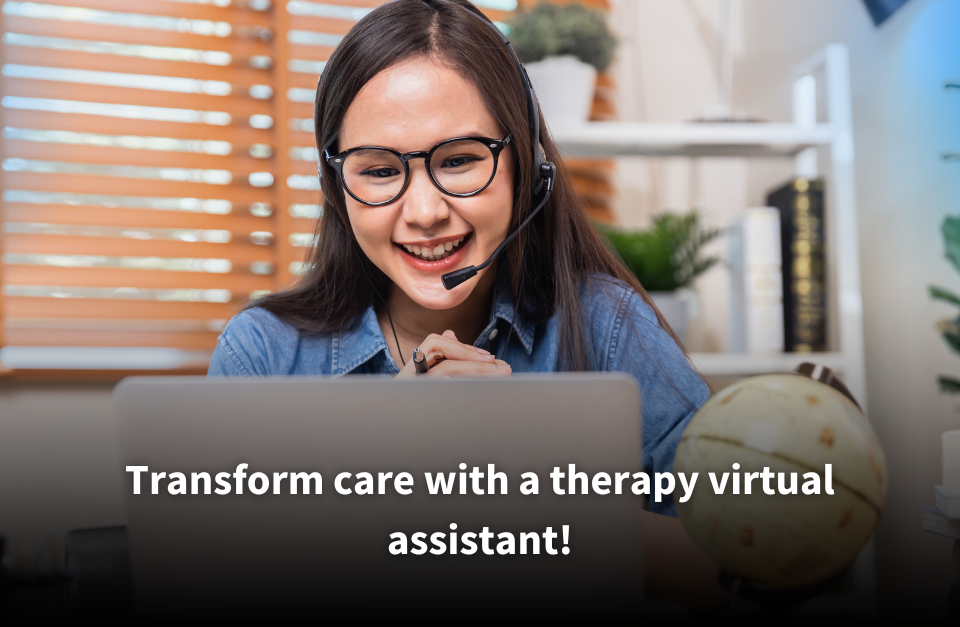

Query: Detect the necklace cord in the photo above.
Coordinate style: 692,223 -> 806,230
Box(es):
351,239 -> 406,367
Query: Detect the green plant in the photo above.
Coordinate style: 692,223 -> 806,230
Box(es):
930,215 -> 960,392
599,211 -> 723,292
508,2 -> 617,72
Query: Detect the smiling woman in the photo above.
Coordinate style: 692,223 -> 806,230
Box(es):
339,57 -> 515,317
207,0 -> 726,611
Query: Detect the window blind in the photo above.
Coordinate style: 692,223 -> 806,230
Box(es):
0,0 -> 283,369
0,0 -> 612,372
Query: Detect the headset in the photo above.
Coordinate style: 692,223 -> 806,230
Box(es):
431,3 -> 557,290
313,0 -> 556,364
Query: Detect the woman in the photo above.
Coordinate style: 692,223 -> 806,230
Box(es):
209,0 -> 727,612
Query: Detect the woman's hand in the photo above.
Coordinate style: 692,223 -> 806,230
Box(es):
395,330 -> 511,379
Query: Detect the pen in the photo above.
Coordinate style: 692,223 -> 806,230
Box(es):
413,348 -> 429,376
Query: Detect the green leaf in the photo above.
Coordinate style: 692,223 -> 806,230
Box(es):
939,376 -> 960,393
597,210 -> 723,292
943,329 -> 960,354
933,218 -> 960,392
508,3 -> 617,71
942,216 -> 960,275
930,285 -> 960,306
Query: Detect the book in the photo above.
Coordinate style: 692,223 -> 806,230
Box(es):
922,507 -> 960,541
921,507 -> 960,540
936,486 -> 960,519
945,430 -> 960,492
766,178 -> 827,352
729,208 -> 784,354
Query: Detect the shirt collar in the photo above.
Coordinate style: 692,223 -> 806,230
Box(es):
332,305 -> 391,376
334,287 -> 536,375
490,287 -> 535,355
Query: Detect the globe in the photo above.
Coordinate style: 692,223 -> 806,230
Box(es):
674,371 -> 887,589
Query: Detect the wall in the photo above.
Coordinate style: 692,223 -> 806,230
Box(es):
742,0 -> 960,612
609,0 -> 751,353
610,0 -> 960,614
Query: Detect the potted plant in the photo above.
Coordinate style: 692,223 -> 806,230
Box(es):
508,2 -> 617,125
599,212 -> 722,342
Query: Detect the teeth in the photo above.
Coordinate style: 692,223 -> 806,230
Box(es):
401,235 -> 467,262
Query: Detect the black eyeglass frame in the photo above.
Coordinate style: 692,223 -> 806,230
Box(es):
324,134 -> 512,207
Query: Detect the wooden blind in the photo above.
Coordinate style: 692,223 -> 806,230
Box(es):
1,0 -> 281,369
0,0 -> 610,372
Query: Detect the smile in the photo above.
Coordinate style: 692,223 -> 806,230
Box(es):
396,233 -> 472,262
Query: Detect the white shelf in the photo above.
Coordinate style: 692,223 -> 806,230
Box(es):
551,122 -> 836,157
690,352 -> 847,377
569,45 -> 873,614
0,346 -> 212,370
549,46 -> 867,411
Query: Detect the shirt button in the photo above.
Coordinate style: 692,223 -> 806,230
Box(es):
488,329 -> 498,340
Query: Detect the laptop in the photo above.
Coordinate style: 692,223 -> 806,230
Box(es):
114,374 -> 644,621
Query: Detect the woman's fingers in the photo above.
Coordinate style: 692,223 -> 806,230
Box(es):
424,358 -> 511,378
394,331 -> 506,379
418,332 -> 494,366
397,330 -> 498,378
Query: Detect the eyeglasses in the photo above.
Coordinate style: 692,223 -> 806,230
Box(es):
324,135 -> 511,207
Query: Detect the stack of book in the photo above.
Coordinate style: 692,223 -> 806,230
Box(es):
923,430 -> 960,538
729,178 -> 827,355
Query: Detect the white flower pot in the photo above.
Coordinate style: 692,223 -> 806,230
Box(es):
649,291 -> 689,344
524,55 -> 597,126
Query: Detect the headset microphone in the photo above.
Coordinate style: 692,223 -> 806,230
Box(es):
441,160 -> 554,290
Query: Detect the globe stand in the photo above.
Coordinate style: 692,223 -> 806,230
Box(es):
718,565 -> 850,622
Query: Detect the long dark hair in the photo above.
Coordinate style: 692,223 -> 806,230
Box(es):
252,0 -> 690,373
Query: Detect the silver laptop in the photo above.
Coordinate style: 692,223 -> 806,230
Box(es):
115,374 -> 644,621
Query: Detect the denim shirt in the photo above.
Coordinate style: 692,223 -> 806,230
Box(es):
208,276 -> 710,516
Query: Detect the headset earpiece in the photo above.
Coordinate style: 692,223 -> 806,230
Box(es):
532,140 -> 545,191
540,161 -> 556,188
532,140 -> 555,195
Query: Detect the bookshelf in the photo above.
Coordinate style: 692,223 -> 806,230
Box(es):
689,352 -> 847,377
555,44 -> 874,617
552,122 -> 835,158
554,44 -> 867,415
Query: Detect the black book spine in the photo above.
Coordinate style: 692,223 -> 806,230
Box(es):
766,178 -> 826,352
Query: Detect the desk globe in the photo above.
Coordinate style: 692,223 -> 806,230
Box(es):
674,365 -> 887,590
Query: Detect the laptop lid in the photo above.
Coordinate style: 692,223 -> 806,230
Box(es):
115,374 -> 644,621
